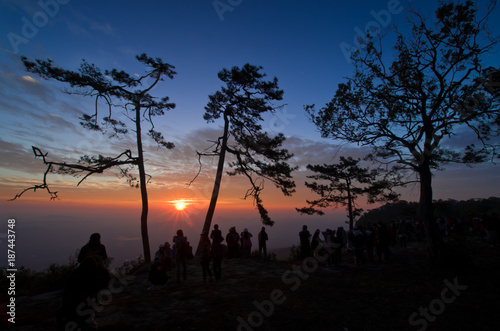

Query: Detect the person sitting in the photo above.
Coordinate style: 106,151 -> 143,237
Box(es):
148,244 -> 169,290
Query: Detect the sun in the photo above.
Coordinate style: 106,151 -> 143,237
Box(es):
175,201 -> 186,210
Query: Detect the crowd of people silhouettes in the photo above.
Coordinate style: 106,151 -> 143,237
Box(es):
56,216 -> 499,330
146,224 -> 270,289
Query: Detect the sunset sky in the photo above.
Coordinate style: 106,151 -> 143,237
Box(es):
1,0 -> 499,270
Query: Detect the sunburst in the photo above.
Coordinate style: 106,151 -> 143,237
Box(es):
175,201 -> 186,210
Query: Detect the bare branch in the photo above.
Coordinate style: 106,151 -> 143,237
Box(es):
10,146 -> 138,201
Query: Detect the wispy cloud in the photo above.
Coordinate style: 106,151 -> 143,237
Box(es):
64,9 -> 118,38
22,75 -> 38,83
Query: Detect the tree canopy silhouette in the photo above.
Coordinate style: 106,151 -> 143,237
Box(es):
14,54 -> 177,263
194,63 -> 296,237
297,156 -> 399,231
306,1 -> 500,260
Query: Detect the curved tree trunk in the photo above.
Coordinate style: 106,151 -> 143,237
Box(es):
135,102 -> 151,263
198,113 -> 230,253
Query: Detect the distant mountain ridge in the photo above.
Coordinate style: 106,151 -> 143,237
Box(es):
357,197 -> 500,225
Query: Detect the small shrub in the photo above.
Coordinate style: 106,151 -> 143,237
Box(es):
112,255 -> 146,276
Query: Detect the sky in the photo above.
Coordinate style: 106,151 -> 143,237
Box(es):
0,0 -> 499,271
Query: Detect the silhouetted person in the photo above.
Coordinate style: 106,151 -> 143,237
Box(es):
240,228 -> 253,259
258,227 -> 269,260
376,222 -> 390,262
226,227 -> 240,259
162,242 -> 174,270
349,227 -> 366,267
311,229 -> 322,255
57,256 -> 110,330
397,222 -> 408,248
200,232 -> 213,285
365,225 -> 375,261
333,230 -> 343,264
210,225 -> 224,281
322,229 -> 335,265
78,233 -> 108,264
173,229 -> 188,282
148,244 -> 168,290
299,225 -> 311,259
485,214 -> 499,247
210,224 -> 223,243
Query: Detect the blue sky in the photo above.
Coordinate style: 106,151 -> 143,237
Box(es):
1,0 -> 499,270
0,0 -> 427,142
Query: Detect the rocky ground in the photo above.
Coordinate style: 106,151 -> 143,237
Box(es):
4,236 -> 500,331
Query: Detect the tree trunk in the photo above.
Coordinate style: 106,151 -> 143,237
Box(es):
199,113 -> 230,252
346,181 -> 354,231
135,102 -> 151,263
418,157 -> 441,262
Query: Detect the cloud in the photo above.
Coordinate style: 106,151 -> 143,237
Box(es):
22,75 -> 38,83
64,9 -> 117,38
284,136 -> 372,169
440,126 -> 500,151
89,21 -> 116,37
0,70 -> 56,104
0,140 -> 43,174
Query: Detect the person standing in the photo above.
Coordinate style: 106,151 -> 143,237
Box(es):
258,227 -> 269,260
56,256 -> 110,330
311,229 -> 323,258
173,229 -> 188,282
349,227 -> 366,267
376,222 -> 390,263
210,224 -> 224,281
226,227 -> 240,259
210,224 -> 223,243
199,232 -> 213,285
299,225 -> 311,259
333,229 -> 343,264
240,228 -> 253,259
78,233 -> 108,264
